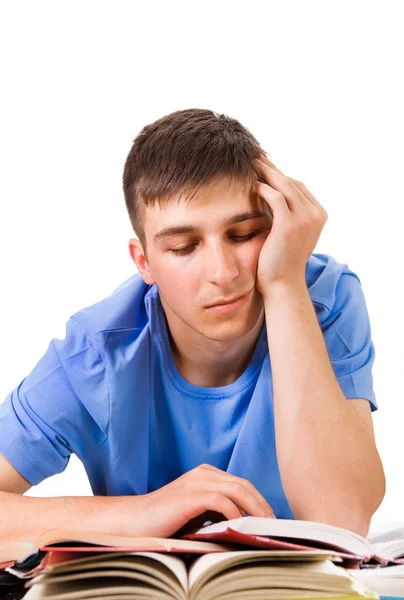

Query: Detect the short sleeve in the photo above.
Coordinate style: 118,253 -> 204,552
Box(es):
321,271 -> 378,412
0,317 -> 109,486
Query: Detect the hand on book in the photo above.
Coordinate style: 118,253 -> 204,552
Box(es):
125,464 -> 275,538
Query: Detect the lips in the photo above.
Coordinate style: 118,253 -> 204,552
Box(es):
206,293 -> 246,308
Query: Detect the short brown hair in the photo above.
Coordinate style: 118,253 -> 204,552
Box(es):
122,108 -> 268,256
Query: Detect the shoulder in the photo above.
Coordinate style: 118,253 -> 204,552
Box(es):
68,272 -> 155,338
22,273 -> 156,440
306,253 -> 366,324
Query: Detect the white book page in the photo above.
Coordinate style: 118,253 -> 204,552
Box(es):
368,522 -> 404,544
348,565 -> 404,596
366,522 -> 404,560
350,564 -> 404,578
188,550 -> 341,591
23,551 -> 189,594
196,517 -> 373,557
89,551 -> 189,592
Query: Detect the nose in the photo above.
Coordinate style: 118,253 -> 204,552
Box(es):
205,240 -> 240,286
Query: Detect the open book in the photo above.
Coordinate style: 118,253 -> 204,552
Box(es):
345,523 -> 404,596
2,517 -> 404,598
3,516 -> 404,569
183,516 -> 404,566
22,550 -> 378,600
367,523 -> 404,562
348,563 -> 404,597
0,530 -> 230,566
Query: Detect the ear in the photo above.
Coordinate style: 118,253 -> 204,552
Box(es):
128,238 -> 156,285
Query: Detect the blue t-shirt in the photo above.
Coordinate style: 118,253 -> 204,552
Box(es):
0,253 -> 377,519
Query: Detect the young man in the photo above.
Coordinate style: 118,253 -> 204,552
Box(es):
0,109 -> 385,542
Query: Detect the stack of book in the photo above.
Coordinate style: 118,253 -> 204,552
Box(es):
1,517 -> 403,599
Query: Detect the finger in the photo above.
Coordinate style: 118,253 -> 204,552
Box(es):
222,472 -> 275,517
256,155 -> 315,208
197,465 -> 274,517
213,481 -> 274,518
255,159 -> 310,211
198,492 -> 245,521
290,178 -> 325,210
255,180 -> 292,217
256,153 -> 283,175
197,469 -> 273,517
236,478 -> 276,518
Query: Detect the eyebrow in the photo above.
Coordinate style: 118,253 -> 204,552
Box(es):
153,210 -> 270,243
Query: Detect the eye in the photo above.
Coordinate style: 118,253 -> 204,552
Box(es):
231,234 -> 256,242
229,231 -> 265,243
170,244 -> 198,256
170,231 -> 264,256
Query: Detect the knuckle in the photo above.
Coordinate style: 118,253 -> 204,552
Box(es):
240,477 -> 254,491
286,179 -> 296,193
272,190 -> 284,202
189,466 -> 204,479
231,481 -> 246,495
238,476 -> 250,486
206,491 -> 222,504
314,208 -> 326,223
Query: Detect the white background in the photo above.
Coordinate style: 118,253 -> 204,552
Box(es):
0,1 -> 402,529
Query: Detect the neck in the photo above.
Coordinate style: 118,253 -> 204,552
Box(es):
163,305 -> 265,388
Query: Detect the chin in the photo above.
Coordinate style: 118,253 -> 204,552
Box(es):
200,316 -> 260,343
200,296 -> 263,333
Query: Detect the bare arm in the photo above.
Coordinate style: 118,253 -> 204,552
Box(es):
0,489 -> 133,543
0,457 -> 274,543
253,154 -> 385,537
263,282 -> 385,537
0,453 -> 131,542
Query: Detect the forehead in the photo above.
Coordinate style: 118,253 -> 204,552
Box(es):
144,175 -> 270,239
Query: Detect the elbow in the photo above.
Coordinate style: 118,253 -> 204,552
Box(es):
345,474 -> 387,538
349,515 -> 372,538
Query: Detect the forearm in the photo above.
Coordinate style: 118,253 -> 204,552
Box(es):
264,279 -> 385,535
0,491 -> 136,543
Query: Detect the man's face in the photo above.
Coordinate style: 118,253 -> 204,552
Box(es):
134,175 -> 273,344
